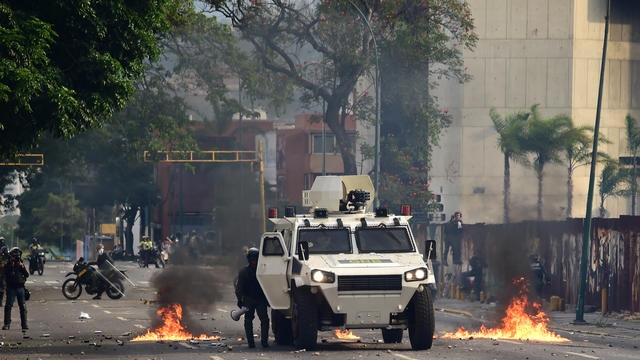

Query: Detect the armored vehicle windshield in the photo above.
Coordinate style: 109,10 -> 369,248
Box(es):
355,227 -> 415,253
299,228 -> 351,254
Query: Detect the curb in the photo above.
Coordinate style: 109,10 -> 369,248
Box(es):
550,325 -> 637,340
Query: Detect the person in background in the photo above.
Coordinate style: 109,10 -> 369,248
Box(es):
529,254 -> 551,300
461,254 -> 486,301
139,236 -> 154,268
29,237 -> 43,260
0,237 -> 8,306
2,247 -> 29,331
235,247 -> 270,348
443,211 -> 463,267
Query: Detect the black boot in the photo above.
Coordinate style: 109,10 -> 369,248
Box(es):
261,319 -> 270,347
245,323 -> 255,348
20,309 -> 28,330
0,291 -> 3,307
3,306 -> 11,330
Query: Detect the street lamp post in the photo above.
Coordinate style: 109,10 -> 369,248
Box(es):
349,1 -> 380,208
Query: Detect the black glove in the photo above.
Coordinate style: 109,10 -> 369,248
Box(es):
237,301 -> 244,308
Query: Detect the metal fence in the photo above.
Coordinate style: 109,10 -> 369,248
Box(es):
414,216 -> 640,313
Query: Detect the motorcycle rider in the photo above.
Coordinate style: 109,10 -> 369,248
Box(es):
29,237 -> 42,255
2,247 -> 29,331
28,237 -> 44,271
88,244 -> 115,300
139,235 -> 156,268
0,237 -> 8,306
235,247 -> 270,348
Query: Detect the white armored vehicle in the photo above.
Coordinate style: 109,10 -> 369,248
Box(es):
256,175 -> 437,350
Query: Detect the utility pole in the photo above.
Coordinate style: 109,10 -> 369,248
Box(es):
576,0 -> 610,324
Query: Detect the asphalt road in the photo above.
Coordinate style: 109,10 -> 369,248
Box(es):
1,259 -> 637,360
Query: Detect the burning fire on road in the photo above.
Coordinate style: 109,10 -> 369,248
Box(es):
334,329 -> 360,340
441,278 -> 569,343
132,303 -> 220,342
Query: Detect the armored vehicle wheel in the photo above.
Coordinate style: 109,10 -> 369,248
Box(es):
62,279 -> 82,300
271,309 -> 293,345
381,328 -> 403,343
292,288 -> 318,350
106,279 -> 124,299
408,287 -> 435,350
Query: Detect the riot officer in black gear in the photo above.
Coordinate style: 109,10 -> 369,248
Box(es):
235,247 -> 270,348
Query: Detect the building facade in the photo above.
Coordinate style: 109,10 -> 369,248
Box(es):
430,0 -> 640,224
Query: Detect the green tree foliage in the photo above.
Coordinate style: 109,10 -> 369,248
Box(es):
15,9 -> 261,253
598,160 -> 625,218
519,105 -> 574,221
562,124 -> 610,218
158,10 -> 283,133
32,193 -> 85,249
210,0 -> 477,184
0,0 -> 190,158
490,108 -> 530,223
378,1 -> 476,211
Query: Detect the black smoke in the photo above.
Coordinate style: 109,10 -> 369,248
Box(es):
148,264 -> 223,334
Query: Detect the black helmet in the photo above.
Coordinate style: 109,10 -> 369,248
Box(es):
246,247 -> 259,262
9,247 -> 22,258
31,237 -> 38,243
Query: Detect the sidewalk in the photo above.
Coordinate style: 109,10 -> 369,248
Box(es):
434,297 -> 640,339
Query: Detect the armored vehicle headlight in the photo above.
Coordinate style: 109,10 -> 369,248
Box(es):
311,269 -> 335,283
404,267 -> 428,282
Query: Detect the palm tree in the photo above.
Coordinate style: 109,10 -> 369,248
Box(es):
490,108 -> 529,223
520,105 -> 574,221
562,125 -> 610,218
623,115 -> 640,215
598,161 -> 625,218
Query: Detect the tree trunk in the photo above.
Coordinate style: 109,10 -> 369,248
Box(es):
567,166 -> 573,218
123,206 -> 138,256
599,195 -> 606,218
504,154 -> 510,224
537,169 -> 543,222
632,163 -> 637,216
324,97 -> 357,174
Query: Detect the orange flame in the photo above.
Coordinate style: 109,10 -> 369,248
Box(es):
131,303 -> 220,341
442,279 -> 569,343
334,329 -> 360,340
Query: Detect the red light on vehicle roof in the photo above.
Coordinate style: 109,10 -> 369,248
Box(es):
268,208 -> 278,218
401,205 -> 411,215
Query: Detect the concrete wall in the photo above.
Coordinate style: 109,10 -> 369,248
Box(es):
430,0 -> 640,224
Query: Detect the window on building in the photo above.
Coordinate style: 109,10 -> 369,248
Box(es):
312,134 -> 337,154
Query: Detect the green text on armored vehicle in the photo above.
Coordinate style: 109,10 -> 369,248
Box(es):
256,175 -> 437,350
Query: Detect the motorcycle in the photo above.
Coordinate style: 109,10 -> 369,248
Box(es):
29,248 -> 46,276
137,248 -> 164,268
61,258 -> 126,300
